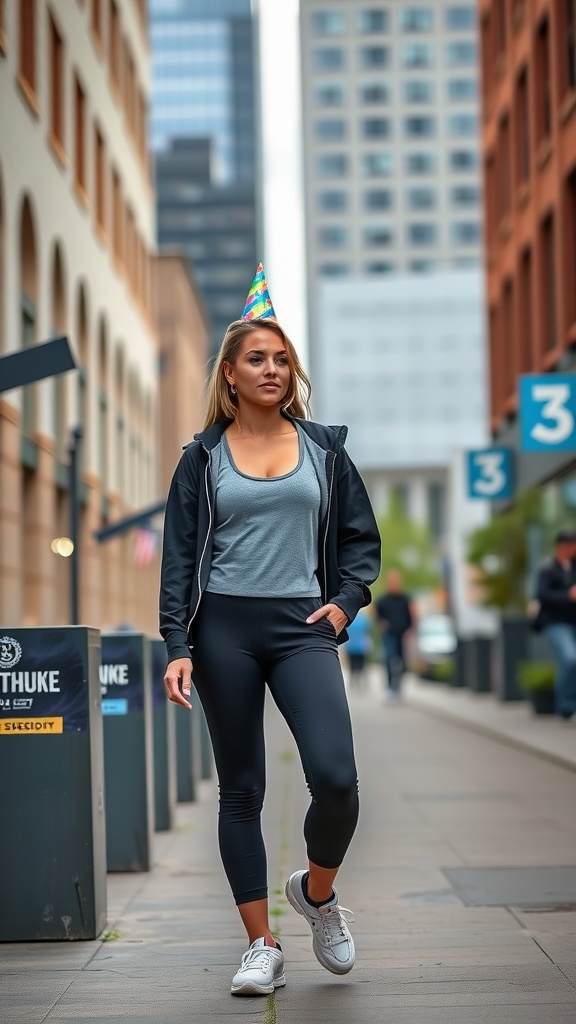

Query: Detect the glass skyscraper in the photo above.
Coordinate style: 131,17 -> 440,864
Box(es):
149,0 -> 257,352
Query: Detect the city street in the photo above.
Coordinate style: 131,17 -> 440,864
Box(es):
1,672 -> 575,1024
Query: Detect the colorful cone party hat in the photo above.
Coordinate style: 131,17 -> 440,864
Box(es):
241,263 -> 276,321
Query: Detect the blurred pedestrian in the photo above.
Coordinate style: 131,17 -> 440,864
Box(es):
343,607 -> 372,691
159,267 -> 381,997
534,528 -> 576,720
375,569 -> 414,702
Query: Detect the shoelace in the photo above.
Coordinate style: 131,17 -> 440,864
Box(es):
318,905 -> 355,947
240,945 -> 276,974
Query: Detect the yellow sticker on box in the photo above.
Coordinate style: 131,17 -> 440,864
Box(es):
0,717 -> 64,734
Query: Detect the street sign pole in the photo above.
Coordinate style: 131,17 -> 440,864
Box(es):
69,426 -> 83,625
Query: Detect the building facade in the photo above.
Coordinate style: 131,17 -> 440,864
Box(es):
300,0 -> 482,293
149,0 -> 258,353
0,0 -> 160,632
481,0 -> 576,548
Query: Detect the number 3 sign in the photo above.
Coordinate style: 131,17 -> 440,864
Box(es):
467,449 -> 513,500
520,375 -> 576,451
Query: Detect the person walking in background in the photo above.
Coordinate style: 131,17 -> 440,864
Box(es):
375,569 -> 415,702
160,266 -> 381,997
534,528 -> 576,720
343,606 -> 372,692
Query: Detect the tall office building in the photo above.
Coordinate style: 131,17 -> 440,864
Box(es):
149,0 -> 257,352
300,1 -> 481,289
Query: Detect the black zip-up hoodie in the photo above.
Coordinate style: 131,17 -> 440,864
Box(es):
159,413 -> 382,662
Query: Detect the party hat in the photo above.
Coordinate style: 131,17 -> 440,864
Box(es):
241,263 -> 276,321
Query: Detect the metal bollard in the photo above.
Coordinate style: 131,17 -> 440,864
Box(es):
150,639 -> 176,831
0,627 -> 106,940
100,633 -> 154,871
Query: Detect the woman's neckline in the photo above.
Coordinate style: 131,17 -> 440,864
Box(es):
223,425 -> 303,481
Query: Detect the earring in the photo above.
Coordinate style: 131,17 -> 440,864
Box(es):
230,384 -> 237,396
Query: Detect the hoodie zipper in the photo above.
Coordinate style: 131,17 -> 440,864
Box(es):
187,447 -> 212,635
322,451 -> 336,603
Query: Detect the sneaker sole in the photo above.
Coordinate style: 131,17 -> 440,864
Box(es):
231,974 -> 286,996
284,877 -> 355,976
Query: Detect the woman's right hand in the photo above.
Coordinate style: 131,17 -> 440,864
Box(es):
164,657 -> 193,709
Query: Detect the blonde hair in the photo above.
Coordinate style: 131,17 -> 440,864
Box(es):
204,319 -> 312,428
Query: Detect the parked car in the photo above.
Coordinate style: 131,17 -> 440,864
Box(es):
415,614 -> 457,679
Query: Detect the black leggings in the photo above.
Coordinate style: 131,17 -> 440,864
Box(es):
191,592 -> 359,905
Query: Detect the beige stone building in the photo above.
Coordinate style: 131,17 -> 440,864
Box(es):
0,0 -> 163,633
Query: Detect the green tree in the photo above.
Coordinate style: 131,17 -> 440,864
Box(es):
374,491 -> 440,596
465,488 -> 542,612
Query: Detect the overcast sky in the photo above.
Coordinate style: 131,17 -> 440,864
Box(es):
257,0 -> 307,363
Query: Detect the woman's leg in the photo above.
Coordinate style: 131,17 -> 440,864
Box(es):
192,595 -> 275,944
267,648 -> 359,887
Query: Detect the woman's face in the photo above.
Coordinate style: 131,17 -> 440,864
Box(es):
224,328 -> 291,409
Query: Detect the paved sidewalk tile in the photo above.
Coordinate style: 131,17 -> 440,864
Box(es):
1,678 -> 575,1023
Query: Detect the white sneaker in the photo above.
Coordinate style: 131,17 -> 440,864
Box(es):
285,870 -> 355,975
230,937 -> 285,996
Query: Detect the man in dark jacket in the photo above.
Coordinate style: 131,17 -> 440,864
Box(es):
535,528 -> 576,719
375,569 -> 415,701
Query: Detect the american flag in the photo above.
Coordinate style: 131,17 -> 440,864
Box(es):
133,524 -> 158,566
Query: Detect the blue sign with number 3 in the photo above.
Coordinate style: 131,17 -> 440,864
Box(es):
520,374 -> 576,452
467,448 -> 513,500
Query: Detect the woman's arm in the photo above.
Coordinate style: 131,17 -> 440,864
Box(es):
159,452 -> 199,662
330,448 -> 381,624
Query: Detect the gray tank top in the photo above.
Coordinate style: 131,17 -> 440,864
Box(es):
206,425 -> 322,598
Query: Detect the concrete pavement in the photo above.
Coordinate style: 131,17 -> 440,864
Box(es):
1,673 -> 575,1023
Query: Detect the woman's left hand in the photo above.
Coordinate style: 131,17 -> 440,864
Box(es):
306,602 -> 348,636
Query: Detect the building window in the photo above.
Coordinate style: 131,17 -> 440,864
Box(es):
357,9 -> 389,33
496,0 -> 507,57
360,81 -> 390,103
362,151 -> 393,176
410,259 -> 438,272
406,151 -> 436,174
497,113 -> 511,219
364,224 -> 393,246
485,154 -> 496,243
541,212 -> 556,350
49,11 -> 65,153
319,263 -> 349,276
317,190 -> 348,212
91,0 -> 102,48
315,82 -> 345,106
502,279 -> 515,398
362,117 -> 390,139
95,124 -> 105,233
427,482 -> 445,543
402,42 -> 433,68
109,0 -> 120,93
405,115 -> 435,137
401,8 -> 433,32
536,17 -> 551,143
315,118 -> 346,140
404,80 -> 433,102
318,226 -> 349,247
360,45 -> 389,69
317,153 -> 348,177
312,10 -> 345,35
446,6 -> 475,30
563,0 -> 576,94
365,261 -> 394,274
408,223 -> 437,245
447,78 -> 476,101
364,188 -> 393,210
451,185 -> 479,207
451,221 -> 480,244
74,73 -> 87,198
519,246 -> 533,371
314,47 -> 344,71
407,187 -> 436,209
515,67 -> 530,185
446,41 -> 476,65
450,149 -> 477,171
19,0 -> 37,98
449,113 -> 477,136
112,168 -> 122,263
0,0 -> 6,50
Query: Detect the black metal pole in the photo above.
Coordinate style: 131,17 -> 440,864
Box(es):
69,426 -> 83,625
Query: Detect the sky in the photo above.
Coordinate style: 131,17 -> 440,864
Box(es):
257,0 -> 307,364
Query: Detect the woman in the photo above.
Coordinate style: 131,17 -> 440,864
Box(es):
160,313 -> 381,996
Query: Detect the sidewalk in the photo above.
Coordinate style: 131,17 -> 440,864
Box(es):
1,679 -> 576,1023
